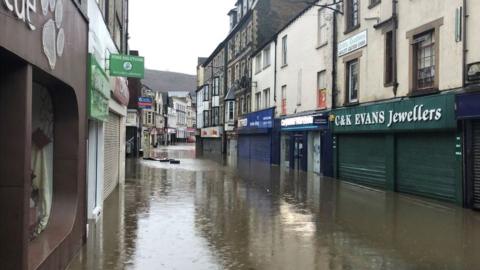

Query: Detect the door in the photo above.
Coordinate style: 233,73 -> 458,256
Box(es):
104,113 -> 120,200
294,135 -> 304,171
338,134 -> 387,189
396,132 -> 457,203
313,132 -> 321,174
250,135 -> 271,163
472,121 -> 480,209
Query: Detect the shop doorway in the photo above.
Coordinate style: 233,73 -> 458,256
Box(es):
293,134 -> 304,171
312,132 -> 321,174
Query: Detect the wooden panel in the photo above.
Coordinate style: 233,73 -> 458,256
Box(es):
338,134 -> 387,189
396,132 -> 457,202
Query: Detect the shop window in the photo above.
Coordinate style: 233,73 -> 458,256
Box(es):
30,83 -> 54,240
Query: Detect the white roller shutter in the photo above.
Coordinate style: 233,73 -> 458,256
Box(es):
104,112 -> 120,199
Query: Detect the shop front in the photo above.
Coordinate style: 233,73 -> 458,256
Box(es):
280,113 -> 332,176
332,93 -> 462,205
103,77 -> 128,200
237,108 -> 275,164
457,90 -> 480,209
0,1 -> 89,269
201,127 -> 223,158
87,54 -> 110,222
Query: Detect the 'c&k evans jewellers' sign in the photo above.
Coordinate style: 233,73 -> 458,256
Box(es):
332,94 -> 456,133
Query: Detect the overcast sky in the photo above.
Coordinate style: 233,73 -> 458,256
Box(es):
129,0 -> 235,75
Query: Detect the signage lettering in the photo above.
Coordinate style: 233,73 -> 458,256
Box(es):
338,30 -> 367,57
3,0 -> 37,30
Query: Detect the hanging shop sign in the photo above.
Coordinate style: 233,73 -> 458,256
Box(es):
109,54 -> 145,78
281,114 -> 329,131
112,77 -> 130,106
138,97 -> 153,109
88,54 -> 110,122
201,127 -> 223,138
332,93 -> 456,133
338,30 -> 367,57
456,92 -> 480,119
237,108 -> 274,130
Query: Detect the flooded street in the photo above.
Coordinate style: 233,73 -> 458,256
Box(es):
68,145 -> 480,270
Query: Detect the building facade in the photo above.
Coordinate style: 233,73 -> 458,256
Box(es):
331,0 -> 470,205
0,0 -> 89,269
87,0 -> 130,226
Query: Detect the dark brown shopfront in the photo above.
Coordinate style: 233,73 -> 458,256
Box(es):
0,1 -> 88,269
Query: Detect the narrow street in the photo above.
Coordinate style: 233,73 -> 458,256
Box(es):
67,144 -> 480,270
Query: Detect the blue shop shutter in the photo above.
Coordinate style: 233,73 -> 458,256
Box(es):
238,136 -> 250,159
250,135 -> 271,163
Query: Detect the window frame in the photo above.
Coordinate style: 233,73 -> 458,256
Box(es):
346,59 -> 359,104
263,46 -> 271,69
345,0 -> 360,33
406,18 -> 443,94
263,88 -> 270,108
384,30 -> 394,86
255,92 -> 262,111
281,36 -> 288,67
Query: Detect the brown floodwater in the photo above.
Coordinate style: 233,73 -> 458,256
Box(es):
67,144 -> 480,270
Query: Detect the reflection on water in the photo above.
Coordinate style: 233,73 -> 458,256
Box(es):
68,145 -> 480,270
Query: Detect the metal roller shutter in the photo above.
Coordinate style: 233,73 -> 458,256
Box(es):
396,133 -> 456,203
238,136 -> 250,160
250,135 -> 271,163
338,135 -> 387,189
473,121 -> 480,209
104,113 -> 120,200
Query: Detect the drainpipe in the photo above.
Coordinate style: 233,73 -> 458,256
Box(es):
274,36 -> 278,104
462,0 -> 467,87
332,0 -> 338,109
392,0 -> 398,96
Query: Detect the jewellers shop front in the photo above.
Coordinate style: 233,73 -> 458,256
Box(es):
0,1 -> 89,269
332,93 -> 463,205
280,113 -> 332,176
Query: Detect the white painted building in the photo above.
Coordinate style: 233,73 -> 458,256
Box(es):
251,40 -> 276,112
87,0 -> 129,223
275,1 -> 333,174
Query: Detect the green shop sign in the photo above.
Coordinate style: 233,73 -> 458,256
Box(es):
332,93 -> 456,133
109,54 -> 145,78
88,54 -> 110,122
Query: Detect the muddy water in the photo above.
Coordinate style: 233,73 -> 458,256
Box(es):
68,145 -> 480,270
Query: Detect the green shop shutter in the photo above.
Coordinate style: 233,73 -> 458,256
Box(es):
338,135 -> 387,189
396,132 -> 457,203
473,121 -> 480,209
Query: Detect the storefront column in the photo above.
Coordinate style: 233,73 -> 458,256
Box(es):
0,63 -> 32,270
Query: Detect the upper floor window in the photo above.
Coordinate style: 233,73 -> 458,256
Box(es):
213,77 -> 220,96
346,59 -> 359,103
346,0 -> 360,32
263,46 -> 271,69
255,54 -> 262,74
317,9 -> 328,47
281,36 -> 288,66
263,88 -> 270,108
414,31 -> 436,90
369,0 -> 381,8
281,85 -> 287,115
385,31 -> 394,86
204,85 -> 209,101
255,92 -> 262,111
